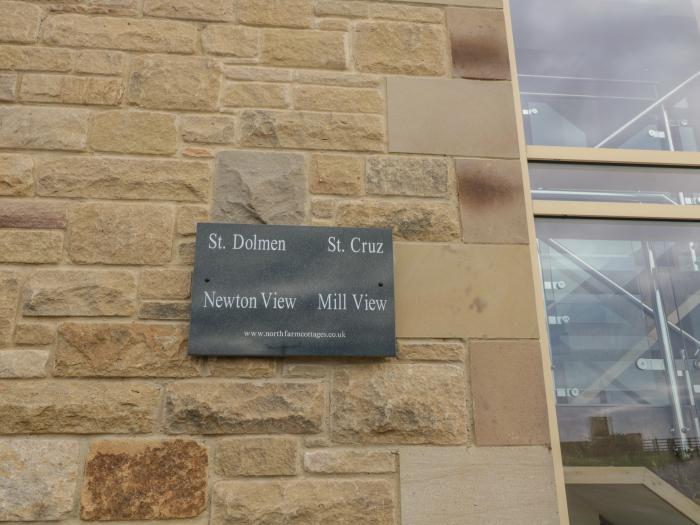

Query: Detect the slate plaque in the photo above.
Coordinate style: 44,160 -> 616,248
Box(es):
188,223 -> 395,357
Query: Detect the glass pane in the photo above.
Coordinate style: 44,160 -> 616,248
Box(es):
512,0 -> 700,152
536,219 -> 700,504
530,162 -> 700,204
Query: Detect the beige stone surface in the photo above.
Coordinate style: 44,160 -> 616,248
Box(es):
0,154 -> 33,196
0,230 -> 63,263
395,242 -> 539,339
0,1 -> 41,44
240,110 -> 384,151
0,380 -> 161,433
81,439 -> 207,520
20,74 -> 122,105
37,156 -> 209,202
89,111 -> 177,155
282,362 -> 328,378
294,69 -> 381,88
223,82 -> 288,108
238,0 -> 314,28
128,55 -> 220,111
0,439 -> 79,521
54,322 -> 199,377
354,21 -> 447,75
14,322 -> 55,346
316,0 -> 369,18
140,269 -> 192,299
294,85 -> 383,114
224,65 -> 294,82
331,363 -> 469,444
0,106 -> 88,151
144,0 -> 234,20
366,156 -> 449,197
181,115 -> 236,144
370,4 -> 443,22
212,479 -> 395,525
207,357 -> 277,378
0,319 -> 11,348
68,203 -> 174,264
310,154 -> 363,196
403,0 -> 501,5
177,239 -> 196,264
397,340 -> 465,361
165,380 -> 324,434
400,446 -> 559,525
42,14 -> 197,53
138,301 -> 190,320
336,200 -> 460,241
304,449 -> 396,474
202,25 -> 259,56
23,270 -> 136,316
0,45 -> 72,72
38,0 -> 138,16
310,198 -> 337,219
387,77 -> 519,157
74,49 -> 125,75
0,349 -> 48,378
216,437 -> 298,476
0,271 -> 19,317
0,201 -> 66,229
0,73 -> 15,101
262,29 -> 346,69
176,205 -> 208,235
316,18 -> 351,31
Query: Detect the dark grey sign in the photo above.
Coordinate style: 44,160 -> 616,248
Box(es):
188,223 -> 395,357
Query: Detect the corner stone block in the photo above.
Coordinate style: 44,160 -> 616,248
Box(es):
215,436 -> 298,477
81,439 -> 208,520
0,439 -> 79,521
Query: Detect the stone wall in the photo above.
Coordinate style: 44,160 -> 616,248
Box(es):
0,0 -> 562,523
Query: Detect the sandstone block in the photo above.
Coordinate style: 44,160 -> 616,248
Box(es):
68,203 -> 174,265
336,200 -> 460,241
0,380 -> 161,433
370,4 -> 443,23
55,322 -> 199,377
128,55 -> 220,110
42,14 -> 197,53
0,350 -> 48,378
238,0 -> 314,28
216,437 -> 298,476
240,110 -> 384,151
181,115 -> 236,144
0,45 -> 72,72
37,157 -> 209,202
0,1 -> 40,43
317,18 -> 350,31
223,82 -> 288,108
0,73 -> 15,101
354,21 -> 447,75
20,74 -> 122,105
310,198 -> 336,219
295,69 -> 381,87
202,25 -> 258,56
23,270 -> 136,317
0,439 -> 79,521
316,0 -> 369,18
144,0 -> 234,20
212,150 -> 306,224
366,156 -> 449,197
81,439 -> 207,520
282,362 -> 328,378
262,29 -> 346,69
207,357 -> 276,378
13,322 -> 55,346
310,154 -> 363,195
0,271 -> 19,317
0,106 -> 87,151
0,231 -> 62,263
304,449 -> 396,474
294,85 -> 383,114
331,364 -> 469,444
0,319 -> 11,348
89,111 -> 177,154
0,201 -> 66,229
42,0 -> 137,16
0,155 -> 33,196
140,269 -> 192,299
176,205 -> 208,235
212,479 -> 395,525
224,65 -> 293,82
397,340 -> 465,361
177,239 -> 195,264
138,301 -> 190,320
165,380 -> 324,434
74,50 -> 125,75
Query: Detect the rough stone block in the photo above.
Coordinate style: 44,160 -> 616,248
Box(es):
316,0 -> 368,17
140,269 -> 191,299
81,439 -> 207,520
366,156 -> 449,197
0,154 -> 33,196
0,230 -> 62,263
310,198 -> 337,219
0,201 -> 66,229
0,106 -> 88,151
138,301 -> 190,320
13,322 -> 55,346
212,150 -> 306,225
370,4 -> 443,23
310,154 -> 363,196
397,340 -> 465,361
207,357 -> 277,378
331,364 -> 469,444
202,25 -> 259,56
262,29 -> 346,69
216,437 -> 298,476
165,380 -> 324,434
0,45 -> 72,72
20,74 -> 122,105
74,50 -> 125,75
293,85 -> 383,114
40,0 -> 138,15
0,73 -> 15,101
177,239 -> 196,264
0,271 -> 19,317
0,1 -> 41,44
0,350 -> 48,378
304,449 -> 397,474
68,203 -> 174,265
89,111 -> 177,155
176,205 -> 208,235
224,65 -> 294,82
223,82 -> 288,108
295,69 -> 381,87
0,319 -> 11,348
144,0 -> 234,20
181,115 -> 236,144
238,0 -> 314,28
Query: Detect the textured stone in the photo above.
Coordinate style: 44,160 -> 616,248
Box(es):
0,271 -> 19,317
0,155 -> 33,196
238,0 -> 314,28
310,154 -> 363,195
139,301 -> 190,320
397,340 -> 465,361
0,350 -> 48,378
144,0 -> 234,20
13,322 -> 55,346
128,55 -> 220,110
42,14 -> 197,53
89,111 -> 177,154
240,110 -> 384,151
68,203 -> 174,265
0,201 -> 66,229
295,70 -> 381,87
294,85 -> 383,113
212,150 -> 306,225
282,362 -> 328,378
20,74 -> 122,105
370,4 -> 443,23
0,106 -> 87,151
316,0 -> 369,17
447,7 -> 510,80
331,364 -> 469,444
177,239 -> 196,264
457,158 -> 528,243
23,270 -> 136,317
0,319 -> 11,348
262,29 -> 345,69
0,2 -> 41,43
224,65 -> 293,82
165,380 -> 324,434
81,439 -> 207,520
207,357 -> 277,378
317,18 -> 350,31
74,50 -> 125,75
0,45 -> 72,72
0,231 -> 62,263
310,198 -> 336,219
354,21 -> 447,75
0,73 -> 15,101
0,380 -> 160,433
37,157 -> 209,202
304,449 -> 396,474
0,439 -> 79,521
366,156 -> 449,197
212,479 -> 395,525
202,25 -> 259,56
336,200 -> 459,241
140,269 -> 191,299
223,82 -> 288,108
39,0 -> 138,16
181,115 -> 236,144
55,322 -> 199,377
176,205 -> 208,235
216,437 -> 298,476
